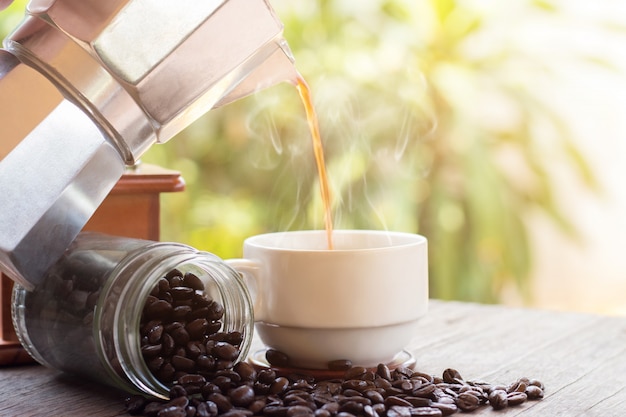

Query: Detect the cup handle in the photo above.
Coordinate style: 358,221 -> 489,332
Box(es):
225,259 -> 262,310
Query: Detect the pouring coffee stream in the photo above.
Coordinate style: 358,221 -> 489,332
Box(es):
0,0 -> 336,290
295,75 -> 334,250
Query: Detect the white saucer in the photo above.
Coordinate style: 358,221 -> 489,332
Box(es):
248,349 -> 416,380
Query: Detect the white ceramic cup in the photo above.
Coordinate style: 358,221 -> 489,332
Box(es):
227,230 -> 428,369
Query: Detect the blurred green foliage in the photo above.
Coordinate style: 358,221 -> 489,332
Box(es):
1,0 -> 604,303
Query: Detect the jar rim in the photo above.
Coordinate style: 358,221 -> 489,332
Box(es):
94,242 -> 254,399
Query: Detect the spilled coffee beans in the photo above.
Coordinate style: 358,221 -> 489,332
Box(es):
127,361 -> 544,416
131,268 -> 545,416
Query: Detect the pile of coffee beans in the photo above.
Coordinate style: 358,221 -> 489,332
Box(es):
130,358 -> 543,417
140,269 -> 244,384
132,268 -> 544,417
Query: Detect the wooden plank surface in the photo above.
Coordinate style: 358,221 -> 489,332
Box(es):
0,300 -> 624,416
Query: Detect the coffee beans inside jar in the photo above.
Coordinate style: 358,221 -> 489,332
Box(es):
139,268 -> 245,385
12,232 -> 254,399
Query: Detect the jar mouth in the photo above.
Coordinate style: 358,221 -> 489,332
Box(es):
94,245 -> 254,399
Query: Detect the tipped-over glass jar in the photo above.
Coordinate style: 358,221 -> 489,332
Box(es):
11,232 -> 253,400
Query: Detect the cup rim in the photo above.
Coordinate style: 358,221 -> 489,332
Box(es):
243,229 -> 426,252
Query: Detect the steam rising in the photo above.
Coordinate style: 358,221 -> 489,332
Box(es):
244,74 -> 437,234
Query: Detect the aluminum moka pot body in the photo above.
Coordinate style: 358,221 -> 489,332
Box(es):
0,0 -> 295,289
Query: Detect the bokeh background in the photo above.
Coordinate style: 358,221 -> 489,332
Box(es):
2,0 -> 626,313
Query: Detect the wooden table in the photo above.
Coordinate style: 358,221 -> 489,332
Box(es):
1,300 -> 624,416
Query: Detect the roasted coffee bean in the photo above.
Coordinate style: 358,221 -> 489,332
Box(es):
182,272 -> 204,291
442,368 -> 463,384
165,269 -> 183,280
206,393 -> 233,413
386,405 -> 412,417
165,396 -> 190,409
215,369 -> 240,385
392,379 -> 413,392
234,361 -> 257,382
169,385 -> 188,399
172,306 -> 193,320
269,377 -> 291,395
403,396 -> 431,407
244,398 -> 264,414
158,363 -> 176,382
364,390 -> 385,404
363,404 -> 378,417
205,300 -> 225,321
342,388 -> 361,397
156,277 -> 171,293
436,395 -> 455,405
171,355 -> 196,372
229,385 -> 255,407
412,383 -> 436,398
287,405 -> 315,417
186,341 -> 206,359
507,379 -> 528,394
169,275 -> 184,288
157,405 -> 187,417
314,409 -> 332,417
170,286 -> 195,301
177,374 -> 206,386
266,349 -> 290,367
216,360 -> 236,371
170,327 -> 191,347
256,369 -> 276,384
142,344 -> 163,358
430,402 -> 457,416
342,379 -> 371,392
211,342 -> 239,361
126,395 -> 148,415
456,392 -> 480,412
340,396 -> 371,406
529,378 -> 545,390
147,324 -> 164,344
328,359 -> 352,371
384,396 -> 413,408
371,403 -> 386,416
345,366 -> 368,380
393,367 -> 414,379
145,300 -> 174,320
263,405 -> 290,417
186,319 -> 210,339
488,389 -> 508,410
507,391 -> 528,406
194,401 -> 216,417
376,364 -> 392,381
340,400 -> 365,415
161,333 -> 176,356
526,384 -> 544,400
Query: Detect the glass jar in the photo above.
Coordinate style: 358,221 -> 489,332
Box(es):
11,232 -> 254,400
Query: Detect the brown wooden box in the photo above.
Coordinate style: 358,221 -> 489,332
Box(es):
0,163 -> 184,365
